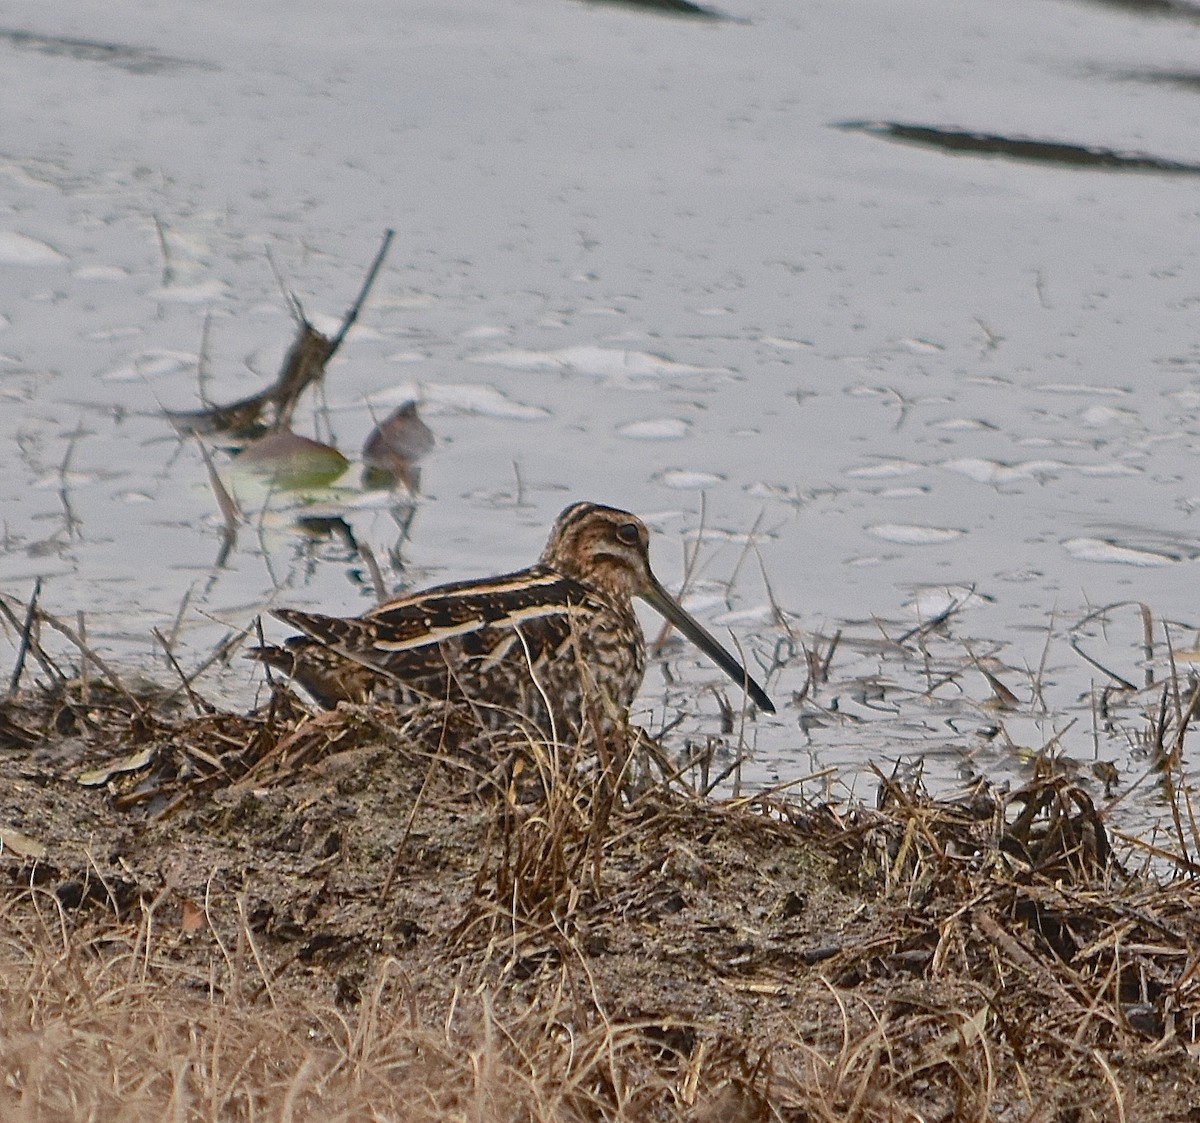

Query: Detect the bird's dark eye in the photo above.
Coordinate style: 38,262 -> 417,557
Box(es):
616,522 -> 640,545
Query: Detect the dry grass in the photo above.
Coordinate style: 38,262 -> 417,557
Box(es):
0,908 -> 933,1123
3,677 -> 1200,1121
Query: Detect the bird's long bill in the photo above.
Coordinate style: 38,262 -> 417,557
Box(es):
641,577 -> 775,714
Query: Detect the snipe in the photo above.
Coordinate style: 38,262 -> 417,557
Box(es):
253,502 -> 774,741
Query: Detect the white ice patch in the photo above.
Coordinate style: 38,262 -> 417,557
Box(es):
845,460 -> 923,479
385,350 -> 427,364
616,418 -> 689,440
931,417 -> 996,431
1063,538 -> 1177,566
1034,383 -> 1130,397
73,265 -> 129,282
654,469 -> 725,489
369,291 -> 436,311
317,489 -> 405,512
147,279 -> 229,304
98,350 -> 198,382
941,458 -> 1065,485
469,344 -> 728,380
1079,405 -> 1136,427
421,382 -> 548,420
33,470 -> 97,489
1077,463 -> 1141,478
903,586 -> 984,616
460,324 -> 510,340
369,381 -> 548,420
693,528 -> 763,545
760,336 -> 811,350
867,524 -> 964,545
679,591 -> 728,616
84,326 -> 144,341
0,232 -> 64,266
712,604 -> 778,626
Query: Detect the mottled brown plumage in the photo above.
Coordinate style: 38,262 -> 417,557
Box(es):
253,502 -> 774,741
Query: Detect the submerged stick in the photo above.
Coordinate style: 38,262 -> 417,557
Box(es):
0,586 -> 65,691
6,579 -> 41,698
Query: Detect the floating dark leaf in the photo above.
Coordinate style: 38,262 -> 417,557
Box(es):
361,401 -> 434,493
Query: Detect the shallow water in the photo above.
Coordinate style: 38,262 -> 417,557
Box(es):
3,0 -> 1200,838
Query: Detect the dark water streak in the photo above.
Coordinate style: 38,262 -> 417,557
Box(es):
837,120 -> 1200,175
0,28 -> 211,74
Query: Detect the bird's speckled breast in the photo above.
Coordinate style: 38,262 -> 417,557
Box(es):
391,582 -> 645,741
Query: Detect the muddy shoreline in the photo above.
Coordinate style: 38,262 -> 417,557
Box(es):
2,680 -> 1199,1120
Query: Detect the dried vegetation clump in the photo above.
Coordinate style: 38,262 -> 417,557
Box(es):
3,675 -> 1200,1121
